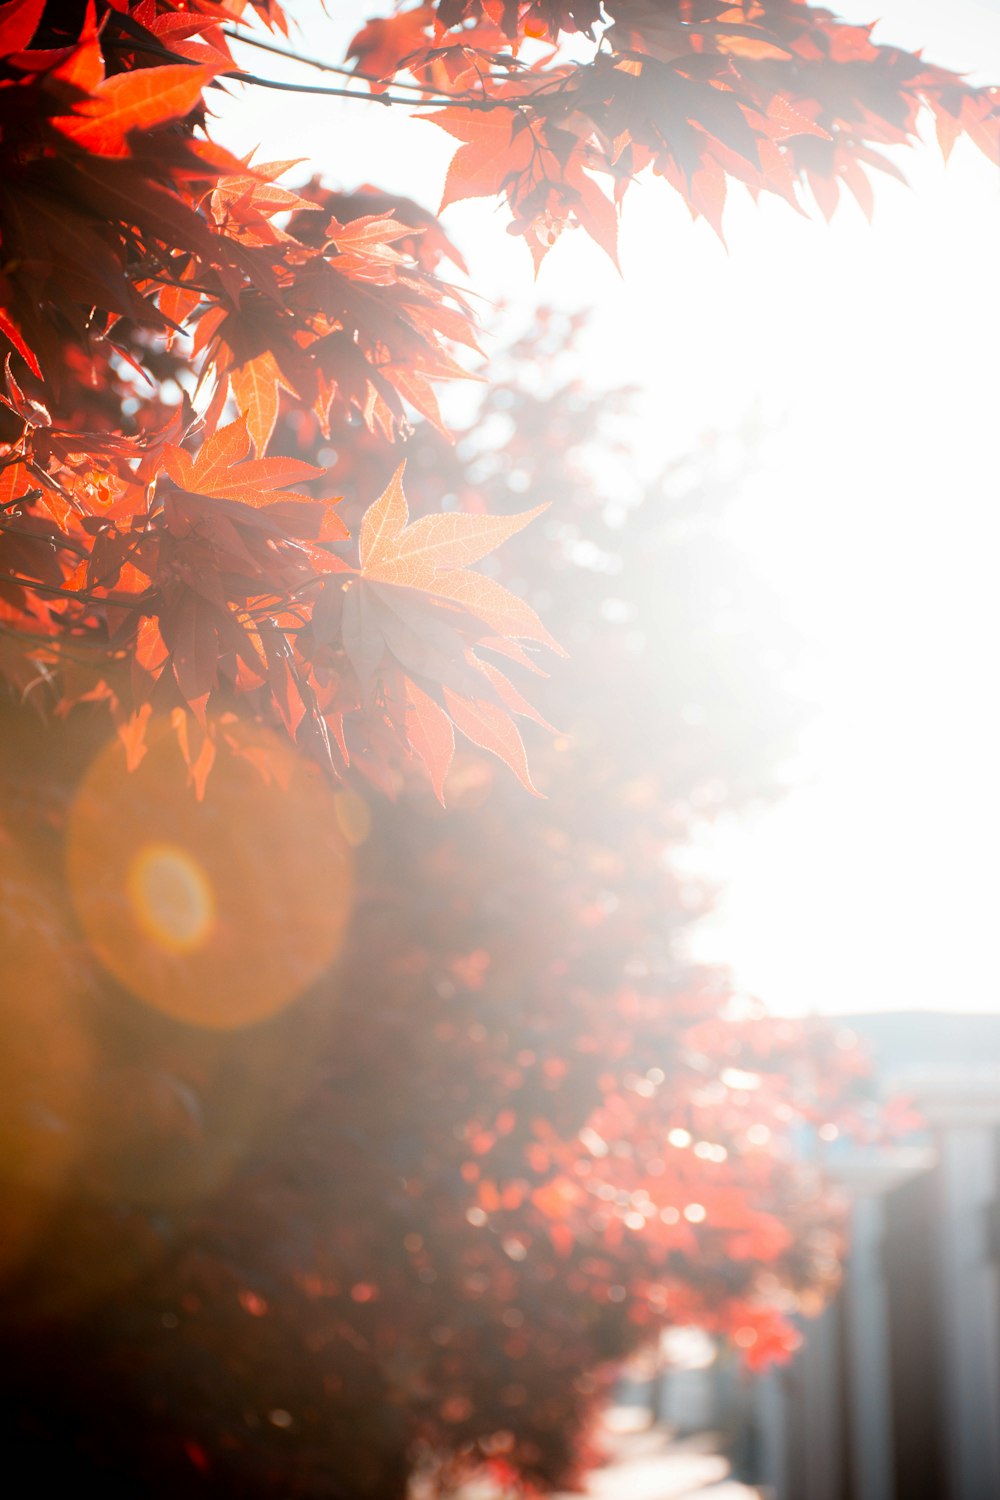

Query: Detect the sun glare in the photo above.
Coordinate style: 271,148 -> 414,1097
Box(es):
213,1 -> 999,1019
67,721 -> 355,1030
127,842 -> 216,956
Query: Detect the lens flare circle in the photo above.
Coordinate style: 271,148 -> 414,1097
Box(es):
67,719 -> 355,1029
127,842 -> 215,954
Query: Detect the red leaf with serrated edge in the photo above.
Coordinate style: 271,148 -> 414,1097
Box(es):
231,352 -> 293,458
473,656 -> 557,732
327,214 -> 414,256
50,0 -> 102,90
356,468 -> 562,653
201,457 -> 327,502
359,463 -> 409,569
0,459 -> 34,508
54,63 -> 223,158
0,306 -> 42,378
348,5 -> 434,87
164,417 -> 338,518
572,173 -> 621,270
165,590 -> 218,705
403,676 -> 455,804
385,365 -> 447,436
365,504 -> 548,582
212,161 -> 321,225
431,569 -> 566,656
359,465 -> 551,588
348,466 -> 558,792
431,108 -> 533,213
0,0 -> 43,54
765,95 -> 831,142
164,416 -> 250,491
158,280 -> 201,344
442,689 -> 542,797
479,637 -> 549,676
935,108 -> 964,163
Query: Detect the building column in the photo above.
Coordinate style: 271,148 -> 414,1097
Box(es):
936,1121 -> 1000,1500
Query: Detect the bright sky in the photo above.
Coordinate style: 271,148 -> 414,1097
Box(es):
218,3 -> 1000,1016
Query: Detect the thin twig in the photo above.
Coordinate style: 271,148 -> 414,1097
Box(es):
105,23 -> 576,114
221,24 -> 525,100
2,575 -> 155,608
223,69 -> 520,111
221,26 -> 441,94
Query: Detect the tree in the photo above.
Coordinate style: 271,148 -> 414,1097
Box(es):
0,0 -> 995,778
0,2 -> 988,1496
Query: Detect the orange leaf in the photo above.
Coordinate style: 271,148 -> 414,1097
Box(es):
347,6 -> 434,88
432,569 -> 566,655
164,418 -> 329,509
0,306 -> 41,378
359,462 -> 409,570
429,108 -> 533,213
442,690 -> 542,797
231,352 -> 293,458
473,656 -> 556,731
0,0 -> 43,53
164,416 -> 249,491
54,63 -> 222,158
365,504 -> 548,581
403,677 -> 455,805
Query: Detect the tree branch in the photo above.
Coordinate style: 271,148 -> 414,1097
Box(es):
222,70 -> 526,111
221,24 -> 526,100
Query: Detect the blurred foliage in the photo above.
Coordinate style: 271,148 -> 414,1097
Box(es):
0,284 -> 868,1496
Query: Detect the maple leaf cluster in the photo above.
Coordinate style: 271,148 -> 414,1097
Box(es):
348,0 -> 999,262
0,0 -> 556,796
1,0 -> 997,797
